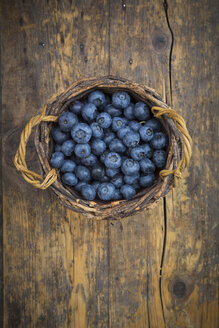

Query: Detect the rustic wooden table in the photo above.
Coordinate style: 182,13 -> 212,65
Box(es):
1,0 -> 218,327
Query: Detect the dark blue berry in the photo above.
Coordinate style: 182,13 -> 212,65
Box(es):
62,172 -> 78,186
112,117 -> 127,132
50,152 -> 64,168
111,174 -> 123,188
113,189 -> 122,200
88,90 -> 106,107
103,131 -> 116,145
60,160 -> 76,173
105,152 -> 122,169
123,131 -> 140,147
120,184 -> 136,200
81,153 -> 98,167
106,167 -> 120,178
58,112 -> 78,132
91,139 -> 106,155
124,103 -> 135,120
130,145 -> 146,161
117,126 -> 132,139
105,104 -> 122,117
112,91 -> 130,109
134,102 -> 150,120
140,173 -> 155,187
82,103 -> 98,121
81,184 -> 96,200
145,118 -> 161,132
74,143 -> 91,158
140,158 -> 155,173
69,100 -> 83,115
71,123 -> 92,143
100,94 -> 110,110
124,174 -> 139,185
61,140 -> 75,156
150,132 -> 167,149
143,143 -> 153,158
75,165 -> 91,182
96,112 -> 112,129
55,144 -> 62,152
139,125 -> 154,142
153,150 -> 167,168
90,122 -> 104,138
122,158 -> 140,175
100,150 -> 110,164
52,127 -> 69,144
109,138 -> 126,153
91,164 -> 105,181
75,181 -> 87,192
92,181 -> 101,191
128,120 -> 141,132
97,183 -> 115,201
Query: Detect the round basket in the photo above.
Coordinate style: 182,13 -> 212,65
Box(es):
14,76 -> 192,220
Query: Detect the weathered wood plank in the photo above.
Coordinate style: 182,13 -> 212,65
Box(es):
1,0 -> 110,327
161,1 -> 219,327
108,1 -> 171,327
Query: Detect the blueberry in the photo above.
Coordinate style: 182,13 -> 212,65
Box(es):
123,131 -> 140,148
100,94 -> 110,110
69,100 -> 83,115
81,153 -> 98,167
62,172 -> 78,186
97,183 -> 115,201
113,189 -> 122,200
75,165 -> 91,182
103,132 -> 116,146
111,174 -> 123,188
142,143 -> 153,158
58,112 -> 78,132
90,122 -> 104,138
75,181 -> 87,192
100,175 -> 110,182
145,118 -> 161,132
109,138 -> 126,153
153,150 -> 167,168
55,144 -> 62,152
134,102 -> 150,120
70,154 -> 81,165
100,150 -> 110,164
139,125 -> 154,142
124,174 -> 139,185
117,126 -> 132,139
112,117 -> 127,131
91,164 -> 105,181
91,139 -> 106,155
60,160 -> 76,173
50,152 -> 64,168
74,143 -> 91,158
106,167 -> 120,178
82,103 -> 98,121
88,90 -> 106,107
140,158 -> 155,173
96,112 -> 112,129
81,184 -> 96,200
130,145 -> 146,161
120,184 -> 136,200
112,91 -> 130,109
140,173 -> 155,187
105,152 -> 122,169
92,181 -> 101,191
128,120 -> 141,132
124,103 -> 135,120
105,104 -> 122,117
122,158 -> 140,175
61,140 -> 75,156
52,127 -> 69,144
71,123 -> 92,143
150,132 -> 167,149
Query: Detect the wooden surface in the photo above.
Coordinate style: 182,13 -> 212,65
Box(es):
1,0 -> 218,327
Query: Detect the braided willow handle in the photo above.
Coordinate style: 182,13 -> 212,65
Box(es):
151,106 -> 192,187
14,105 -> 58,189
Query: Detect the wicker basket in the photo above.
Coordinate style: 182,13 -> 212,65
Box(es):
14,76 -> 192,220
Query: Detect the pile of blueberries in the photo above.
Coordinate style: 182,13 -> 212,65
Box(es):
50,90 -> 167,201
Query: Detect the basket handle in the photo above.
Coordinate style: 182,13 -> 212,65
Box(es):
14,105 -> 58,189
151,106 -> 192,187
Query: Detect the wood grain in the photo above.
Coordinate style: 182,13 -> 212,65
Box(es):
1,0 -> 218,327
